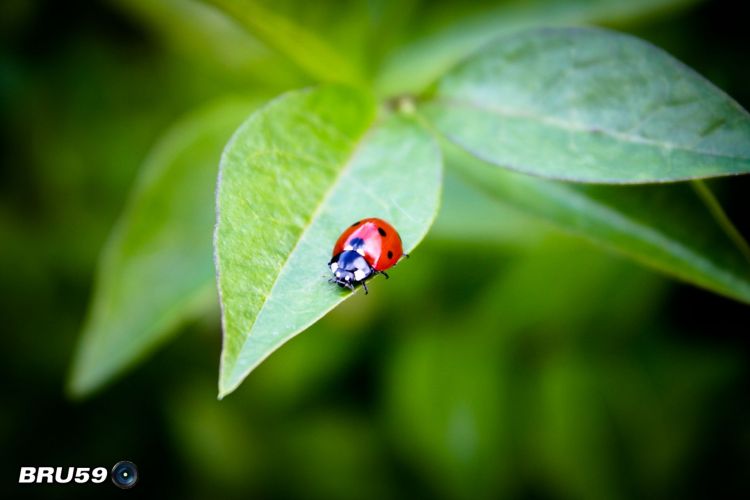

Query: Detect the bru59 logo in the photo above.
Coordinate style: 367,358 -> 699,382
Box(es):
19,461 -> 138,489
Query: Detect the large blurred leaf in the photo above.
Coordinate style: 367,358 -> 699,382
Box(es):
430,170 -> 548,246
421,27 -> 750,182
376,0 -> 696,95
113,0 -> 302,85
68,96 -> 263,397
444,142 -> 750,303
204,0 -> 366,85
215,86 -> 441,397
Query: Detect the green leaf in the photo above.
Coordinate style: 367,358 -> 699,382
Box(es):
430,170 -> 548,246
444,141 -> 750,304
113,0 -> 301,84
376,0 -> 696,96
421,27 -> 750,183
68,96 -> 263,397
215,86 -> 441,398
204,0 -> 365,85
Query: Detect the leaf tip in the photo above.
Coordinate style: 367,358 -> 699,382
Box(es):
217,377 -> 239,400
65,363 -> 97,401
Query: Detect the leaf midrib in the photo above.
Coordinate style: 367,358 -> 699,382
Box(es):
221,114 -> 378,389
433,97 -> 750,162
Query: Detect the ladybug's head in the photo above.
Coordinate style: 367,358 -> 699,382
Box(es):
329,250 -> 373,290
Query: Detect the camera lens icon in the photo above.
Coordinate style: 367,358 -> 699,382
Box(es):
111,461 -> 138,489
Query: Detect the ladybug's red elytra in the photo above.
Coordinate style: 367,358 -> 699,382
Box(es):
328,218 -> 406,294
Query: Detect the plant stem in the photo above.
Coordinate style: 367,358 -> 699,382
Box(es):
692,179 -> 750,264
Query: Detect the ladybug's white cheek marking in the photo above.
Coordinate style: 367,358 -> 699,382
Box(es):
353,269 -> 366,281
330,262 -> 339,272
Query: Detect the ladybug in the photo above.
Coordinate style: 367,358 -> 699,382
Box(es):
328,218 -> 406,294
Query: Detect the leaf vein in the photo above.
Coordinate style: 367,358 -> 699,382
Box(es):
226,121 -> 377,381
435,97 -> 750,161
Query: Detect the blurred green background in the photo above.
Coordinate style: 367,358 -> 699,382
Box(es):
1,0 -> 749,498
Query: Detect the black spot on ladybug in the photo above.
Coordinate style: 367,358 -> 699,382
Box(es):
351,220 -> 361,227
348,237 -> 365,249
378,227 -> 387,237
387,250 -> 393,259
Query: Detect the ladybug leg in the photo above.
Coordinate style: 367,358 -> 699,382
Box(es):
380,270 -> 390,280
361,281 -> 369,295
395,253 -> 409,266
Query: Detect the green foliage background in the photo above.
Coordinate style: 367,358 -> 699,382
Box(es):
1,0 -> 749,498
